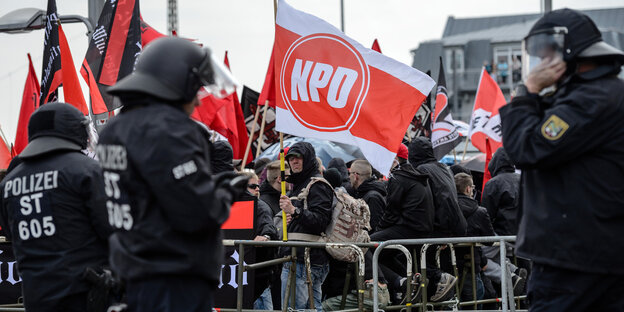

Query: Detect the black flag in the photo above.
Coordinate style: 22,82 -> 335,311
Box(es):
81,0 -> 141,121
431,57 -> 461,160
40,0 -> 62,104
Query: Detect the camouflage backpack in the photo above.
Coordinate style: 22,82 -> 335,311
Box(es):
289,177 -> 371,262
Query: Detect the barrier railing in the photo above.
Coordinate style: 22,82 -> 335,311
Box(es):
0,236 -> 520,312
371,236 -> 517,312
227,235 -> 521,312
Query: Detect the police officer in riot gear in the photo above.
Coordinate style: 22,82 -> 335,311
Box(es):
99,36 -> 242,312
0,102 -> 111,311
500,9 -> 624,311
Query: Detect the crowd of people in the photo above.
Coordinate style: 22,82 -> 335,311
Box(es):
1,7 -> 623,312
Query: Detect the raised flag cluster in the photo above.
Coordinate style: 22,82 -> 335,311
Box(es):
81,0 -> 142,117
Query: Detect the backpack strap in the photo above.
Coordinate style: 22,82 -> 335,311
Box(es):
292,177 -> 334,210
288,232 -> 322,242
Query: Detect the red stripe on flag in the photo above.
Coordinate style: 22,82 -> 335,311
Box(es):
258,44 -> 276,108
349,66 -> 426,152
221,201 -> 254,229
58,25 -> 88,114
100,0 -> 135,86
14,54 -> 40,155
81,59 -> 108,114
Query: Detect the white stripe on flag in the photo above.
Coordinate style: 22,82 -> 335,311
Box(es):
276,0 -> 435,97
275,107 -> 395,175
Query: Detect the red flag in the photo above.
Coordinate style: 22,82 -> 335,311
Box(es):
371,39 -> 382,53
257,44 -> 276,108
14,54 -> 41,155
58,24 -> 88,115
469,67 -> 506,153
0,133 -> 12,169
224,52 -> 253,162
481,138 -> 493,194
274,1 -> 435,174
81,0 -> 142,115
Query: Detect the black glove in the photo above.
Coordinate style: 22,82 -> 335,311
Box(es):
213,171 -> 248,200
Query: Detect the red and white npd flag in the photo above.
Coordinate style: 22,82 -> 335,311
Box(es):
469,67 -> 506,153
274,0 -> 435,174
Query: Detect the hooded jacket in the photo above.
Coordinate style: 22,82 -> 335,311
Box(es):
500,62 -> 624,273
327,158 -> 355,195
259,179 -> 281,216
482,148 -> 520,235
378,163 -> 434,236
456,193 -> 495,272
355,178 -> 387,233
280,142 -> 333,265
409,137 -> 467,237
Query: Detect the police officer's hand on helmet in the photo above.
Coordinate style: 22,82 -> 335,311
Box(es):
525,56 -> 567,94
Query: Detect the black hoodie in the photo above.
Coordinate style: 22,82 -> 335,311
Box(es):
378,163 -> 434,236
328,157 -> 355,195
482,148 -> 520,235
355,178 -> 387,233
281,142 -> 334,264
408,137 -> 467,237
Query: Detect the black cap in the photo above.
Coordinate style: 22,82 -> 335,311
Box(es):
21,102 -> 88,159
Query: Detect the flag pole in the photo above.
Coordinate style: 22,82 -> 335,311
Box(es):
273,0 -> 287,241
461,137 -> 470,161
241,105 -> 261,169
255,103 -> 270,159
279,132 -> 288,241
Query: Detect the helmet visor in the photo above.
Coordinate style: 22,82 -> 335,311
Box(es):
195,48 -> 241,99
522,27 -> 567,82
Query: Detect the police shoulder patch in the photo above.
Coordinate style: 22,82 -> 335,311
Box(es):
541,115 -> 569,141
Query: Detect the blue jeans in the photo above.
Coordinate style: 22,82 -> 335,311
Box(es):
281,262 -> 330,311
254,287 -> 273,310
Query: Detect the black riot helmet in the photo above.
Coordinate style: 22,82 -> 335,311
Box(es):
108,37 -> 238,104
21,102 -> 89,159
522,8 -> 624,80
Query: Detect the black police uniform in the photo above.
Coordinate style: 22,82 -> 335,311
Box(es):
0,103 -> 111,311
97,101 -> 232,311
500,9 -> 624,307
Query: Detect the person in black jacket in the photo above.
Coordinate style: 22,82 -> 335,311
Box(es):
239,170 -> 278,310
408,137 -> 466,301
481,147 -> 520,236
327,157 -> 355,195
99,37 -> 242,312
454,173 -> 495,302
279,142 -> 333,310
0,103 -> 111,311
365,149 -> 434,304
500,9 -> 624,311
349,160 -> 386,234
260,160 -> 290,217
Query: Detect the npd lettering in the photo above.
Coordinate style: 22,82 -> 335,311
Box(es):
290,59 -> 358,109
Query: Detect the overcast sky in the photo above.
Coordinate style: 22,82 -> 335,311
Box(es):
0,0 -> 622,144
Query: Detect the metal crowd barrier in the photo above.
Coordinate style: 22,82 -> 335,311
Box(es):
226,235 -> 522,312
0,236 -> 520,312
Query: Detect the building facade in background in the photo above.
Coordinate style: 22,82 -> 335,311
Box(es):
411,7 -> 624,122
